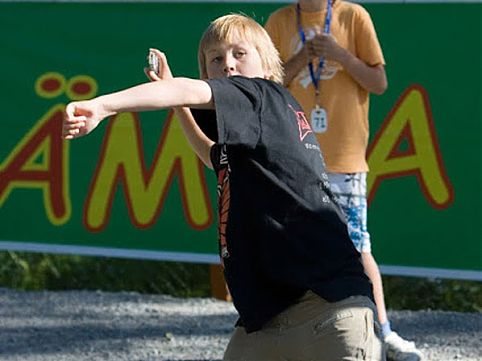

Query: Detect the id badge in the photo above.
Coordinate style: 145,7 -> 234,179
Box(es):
311,106 -> 328,133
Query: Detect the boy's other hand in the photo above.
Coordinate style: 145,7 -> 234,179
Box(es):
63,100 -> 108,139
144,48 -> 173,82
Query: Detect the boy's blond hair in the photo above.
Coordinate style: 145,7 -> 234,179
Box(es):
198,14 -> 284,84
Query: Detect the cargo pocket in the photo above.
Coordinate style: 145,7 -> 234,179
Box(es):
313,309 -> 356,335
301,306 -> 379,360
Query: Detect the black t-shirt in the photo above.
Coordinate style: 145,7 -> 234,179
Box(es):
193,76 -> 372,333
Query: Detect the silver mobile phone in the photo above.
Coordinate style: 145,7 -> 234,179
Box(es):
148,52 -> 159,75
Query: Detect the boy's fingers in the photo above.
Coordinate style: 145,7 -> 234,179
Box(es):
63,102 -> 89,139
65,103 -> 78,118
148,48 -> 173,78
150,72 -> 161,81
64,121 -> 85,129
149,70 -> 161,81
149,48 -> 165,59
64,117 -> 87,127
144,67 -> 161,82
149,48 -> 167,64
62,123 -> 85,140
144,67 -> 153,80
65,116 -> 87,123
65,103 -> 88,122
62,127 -> 81,139
158,52 -> 168,67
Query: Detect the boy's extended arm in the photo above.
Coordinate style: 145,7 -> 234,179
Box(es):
98,78 -> 213,114
63,78 -> 214,161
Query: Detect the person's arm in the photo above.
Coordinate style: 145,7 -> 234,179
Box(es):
63,77 -> 213,143
282,44 -> 311,87
334,43 -> 387,95
99,78 -> 213,114
145,49 -> 214,169
265,12 -> 305,88
173,107 -> 214,169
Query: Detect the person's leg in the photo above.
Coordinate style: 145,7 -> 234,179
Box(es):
327,172 -> 423,361
361,251 -> 388,325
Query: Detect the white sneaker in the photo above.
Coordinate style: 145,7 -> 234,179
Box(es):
384,331 -> 423,361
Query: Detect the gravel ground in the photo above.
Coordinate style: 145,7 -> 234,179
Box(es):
0,288 -> 480,361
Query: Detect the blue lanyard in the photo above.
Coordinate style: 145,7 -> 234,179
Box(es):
296,0 -> 333,94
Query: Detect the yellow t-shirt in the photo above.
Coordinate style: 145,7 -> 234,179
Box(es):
265,1 -> 385,172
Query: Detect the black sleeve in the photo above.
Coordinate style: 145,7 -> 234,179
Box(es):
190,108 -> 218,142
206,76 -> 262,149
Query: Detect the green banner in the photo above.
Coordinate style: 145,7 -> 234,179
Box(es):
0,1 -> 480,280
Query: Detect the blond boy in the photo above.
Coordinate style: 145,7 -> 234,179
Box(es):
64,14 -> 382,361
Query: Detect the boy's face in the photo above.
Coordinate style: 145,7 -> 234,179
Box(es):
204,38 -> 271,80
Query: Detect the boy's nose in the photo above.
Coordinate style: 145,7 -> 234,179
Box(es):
223,65 -> 235,74
223,56 -> 236,74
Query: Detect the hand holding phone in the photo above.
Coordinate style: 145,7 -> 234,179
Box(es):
145,49 -> 173,82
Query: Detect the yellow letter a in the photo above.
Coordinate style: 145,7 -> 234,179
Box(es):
367,85 -> 453,209
0,104 -> 70,225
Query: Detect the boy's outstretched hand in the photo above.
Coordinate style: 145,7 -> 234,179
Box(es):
63,99 -> 110,140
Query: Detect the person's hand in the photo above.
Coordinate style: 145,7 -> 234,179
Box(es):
62,99 -> 109,139
144,48 -> 173,82
307,33 -> 345,62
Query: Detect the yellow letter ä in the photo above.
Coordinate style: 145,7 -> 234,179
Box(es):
84,111 -> 213,232
367,85 -> 453,209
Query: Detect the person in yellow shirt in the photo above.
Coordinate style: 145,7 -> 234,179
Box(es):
265,1 -> 423,360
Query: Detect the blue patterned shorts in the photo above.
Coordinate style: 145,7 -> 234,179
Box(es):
327,172 -> 371,253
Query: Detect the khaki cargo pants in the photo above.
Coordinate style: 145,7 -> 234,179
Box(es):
224,291 -> 384,361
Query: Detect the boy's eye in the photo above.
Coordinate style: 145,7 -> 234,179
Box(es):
212,56 -> 223,63
235,51 -> 246,58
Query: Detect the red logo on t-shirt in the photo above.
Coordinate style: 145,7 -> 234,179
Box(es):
288,104 -> 312,141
